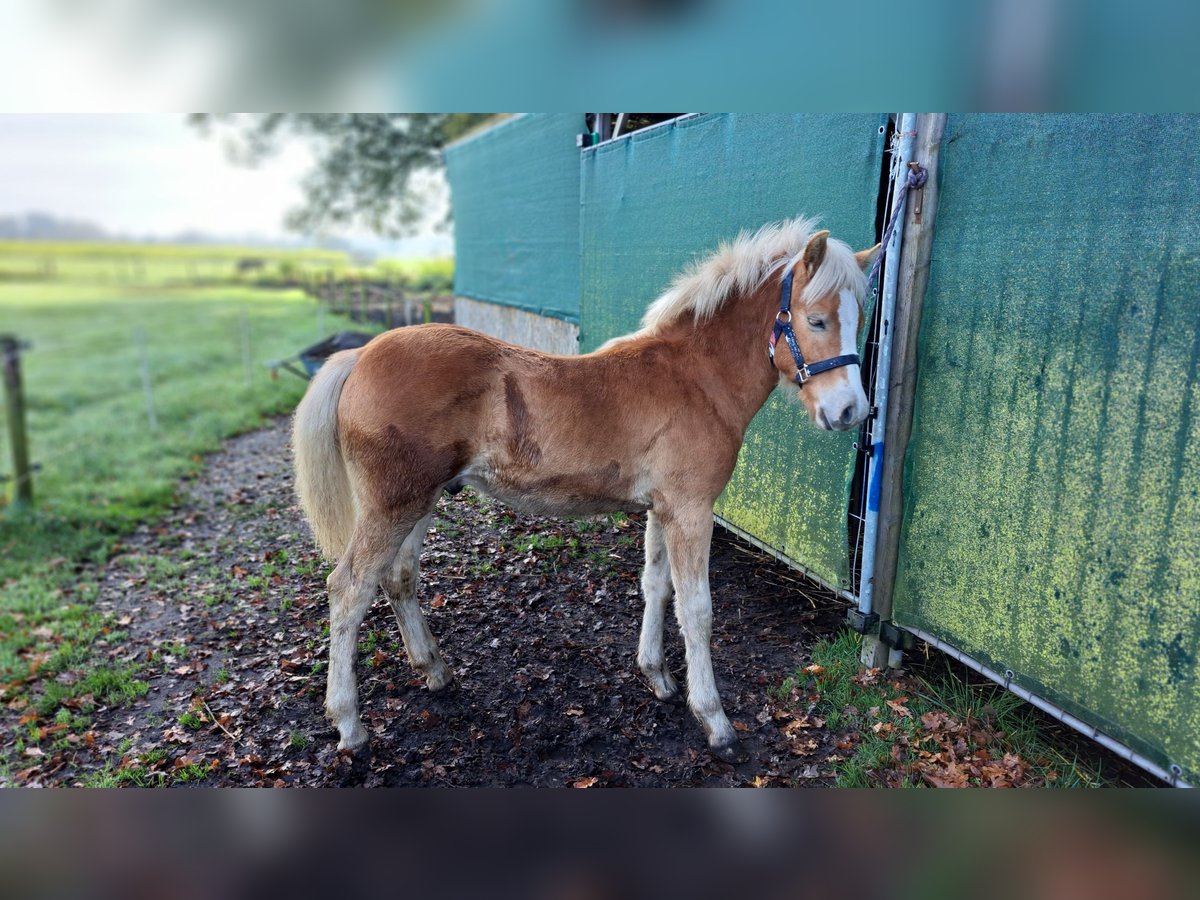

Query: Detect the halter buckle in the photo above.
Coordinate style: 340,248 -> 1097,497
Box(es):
795,364 -> 811,385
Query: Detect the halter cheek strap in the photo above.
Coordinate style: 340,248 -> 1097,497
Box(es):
768,268 -> 860,386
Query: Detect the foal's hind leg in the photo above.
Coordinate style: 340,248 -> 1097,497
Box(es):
381,513 -> 453,692
638,510 -> 679,700
325,516 -> 415,751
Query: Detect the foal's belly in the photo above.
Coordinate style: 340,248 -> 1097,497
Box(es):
457,461 -> 650,517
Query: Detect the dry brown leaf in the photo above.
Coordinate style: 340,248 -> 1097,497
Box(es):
886,698 -> 912,718
572,776 -> 599,788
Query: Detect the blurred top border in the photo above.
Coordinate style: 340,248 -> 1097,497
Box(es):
2,0 -> 1199,112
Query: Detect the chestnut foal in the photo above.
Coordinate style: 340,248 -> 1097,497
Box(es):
293,219 -> 875,760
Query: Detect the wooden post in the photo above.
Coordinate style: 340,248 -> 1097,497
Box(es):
1,335 -> 34,508
870,113 -> 947,623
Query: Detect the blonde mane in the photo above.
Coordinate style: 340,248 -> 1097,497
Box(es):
638,217 -> 868,334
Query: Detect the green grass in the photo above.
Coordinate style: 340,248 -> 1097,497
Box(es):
0,281 -> 345,579
0,241 -> 454,294
0,278 -> 362,774
178,711 -> 204,731
794,630 -> 1107,788
0,241 -> 349,285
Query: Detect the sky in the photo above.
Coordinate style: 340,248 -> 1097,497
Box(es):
0,114 -> 452,255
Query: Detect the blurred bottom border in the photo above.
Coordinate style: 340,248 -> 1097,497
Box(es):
0,790 -> 1196,899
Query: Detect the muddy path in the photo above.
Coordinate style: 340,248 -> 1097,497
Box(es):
19,416 -> 851,786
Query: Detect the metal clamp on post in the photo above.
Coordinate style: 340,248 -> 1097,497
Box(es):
879,620 -> 915,651
846,609 -> 880,634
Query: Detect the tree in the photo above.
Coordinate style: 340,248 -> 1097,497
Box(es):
190,114 -> 496,238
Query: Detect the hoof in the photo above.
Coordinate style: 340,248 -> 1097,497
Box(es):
652,681 -> 681,703
335,722 -> 369,752
639,666 -> 679,702
426,668 -> 455,694
710,739 -> 749,764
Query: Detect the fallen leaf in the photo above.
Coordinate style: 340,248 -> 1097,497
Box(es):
886,699 -> 912,718
921,710 -> 949,731
571,776 -> 599,788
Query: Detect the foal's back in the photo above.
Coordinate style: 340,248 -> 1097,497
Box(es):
337,324 -> 693,517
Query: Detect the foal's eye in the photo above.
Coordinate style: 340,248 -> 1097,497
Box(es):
807,317 -> 827,331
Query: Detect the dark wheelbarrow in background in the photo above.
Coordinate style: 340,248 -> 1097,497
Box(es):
267,330 -> 376,381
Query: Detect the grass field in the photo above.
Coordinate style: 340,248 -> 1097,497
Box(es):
0,281 -> 351,572
0,241 -> 453,292
0,278 -> 363,756
0,241 -> 350,284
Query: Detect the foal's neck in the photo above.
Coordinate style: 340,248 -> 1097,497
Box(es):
668,280 -> 783,435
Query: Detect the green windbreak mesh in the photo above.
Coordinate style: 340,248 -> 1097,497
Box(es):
580,114 -> 883,588
894,114 -> 1200,781
445,114 -> 584,322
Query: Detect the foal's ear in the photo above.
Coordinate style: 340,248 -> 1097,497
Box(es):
855,243 -> 882,270
802,230 -> 830,276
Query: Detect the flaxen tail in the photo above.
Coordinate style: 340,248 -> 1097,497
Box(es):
292,349 -> 359,560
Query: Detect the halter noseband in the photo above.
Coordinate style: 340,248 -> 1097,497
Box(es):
767,268 -> 860,386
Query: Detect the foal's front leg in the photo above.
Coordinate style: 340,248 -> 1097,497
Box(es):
662,507 -> 742,760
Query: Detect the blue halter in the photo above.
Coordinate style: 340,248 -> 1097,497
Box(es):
768,269 -> 860,386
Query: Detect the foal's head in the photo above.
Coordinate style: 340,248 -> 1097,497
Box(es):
772,230 -> 876,432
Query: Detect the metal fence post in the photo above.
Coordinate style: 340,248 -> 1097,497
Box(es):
241,308 -> 253,388
859,113 -> 947,668
1,334 -> 34,508
134,326 -> 159,432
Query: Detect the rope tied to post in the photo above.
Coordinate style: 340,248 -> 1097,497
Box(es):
866,161 -> 928,292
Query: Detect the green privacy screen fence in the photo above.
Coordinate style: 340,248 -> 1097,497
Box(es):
892,114 -> 1200,782
580,114 -> 884,589
444,114 -> 584,322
